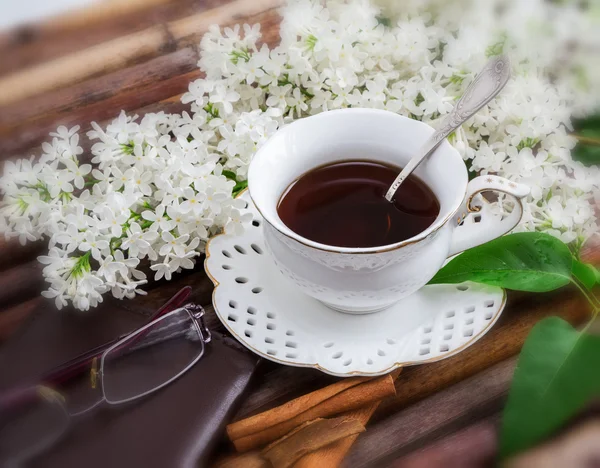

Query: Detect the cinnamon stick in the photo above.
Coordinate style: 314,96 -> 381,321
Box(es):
294,403 -> 379,468
261,417 -> 365,468
231,373 -> 396,452
227,376 -> 369,441
214,451 -> 268,468
293,369 -> 403,468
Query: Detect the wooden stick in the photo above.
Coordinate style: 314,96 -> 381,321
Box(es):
261,417 -> 365,468
0,93 -> 187,166
0,298 -> 42,343
0,47 -> 200,130
0,239 -> 45,271
0,25 -> 166,106
0,0 -> 227,77
345,358 -> 517,467
0,261 -> 44,309
37,0 -> 177,34
390,415 -> 499,468
0,71 -> 196,157
232,374 -> 396,452
0,0 -> 282,106
0,9 -> 281,156
0,0 -> 175,47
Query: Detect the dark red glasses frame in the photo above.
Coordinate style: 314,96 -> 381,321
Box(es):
1,287 -> 193,409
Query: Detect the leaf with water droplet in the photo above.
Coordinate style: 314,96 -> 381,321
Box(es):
428,232 -> 573,292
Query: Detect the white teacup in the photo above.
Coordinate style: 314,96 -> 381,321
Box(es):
248,109 -> 529,314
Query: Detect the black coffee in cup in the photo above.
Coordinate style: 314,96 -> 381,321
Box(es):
277,160 -> 440,248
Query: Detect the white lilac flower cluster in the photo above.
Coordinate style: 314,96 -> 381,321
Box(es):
1,0 -> 598,310
0,111 -> 277,310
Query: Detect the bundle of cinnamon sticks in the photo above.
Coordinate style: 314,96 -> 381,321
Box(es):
218,370 -> 401,468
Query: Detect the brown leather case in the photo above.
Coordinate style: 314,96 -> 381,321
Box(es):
0,300 -> 260,467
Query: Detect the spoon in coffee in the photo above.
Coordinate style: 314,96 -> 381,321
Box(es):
385,54 -> 511,202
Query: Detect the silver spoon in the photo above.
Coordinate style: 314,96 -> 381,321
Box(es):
385,54 -> 511,202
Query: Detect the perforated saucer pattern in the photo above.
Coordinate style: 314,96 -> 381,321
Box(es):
205,191 -> 506,377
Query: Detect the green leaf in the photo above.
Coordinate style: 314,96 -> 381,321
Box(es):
572,113 -> 600,166
500,317 -> 600,458
573,113 -> 600,136
222,170 -> 238,182
572,260 -> 599,290
232,180 -> 248,197
573,141 -> 600,166
485,34 -> 507,58
428,232 -> 573,292
463,158 -> 478,181
376,16 -> 392,27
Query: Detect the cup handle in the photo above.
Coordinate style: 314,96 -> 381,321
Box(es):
448,175 -> 530,257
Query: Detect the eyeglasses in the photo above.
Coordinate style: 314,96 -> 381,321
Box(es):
0,297 -> 211,466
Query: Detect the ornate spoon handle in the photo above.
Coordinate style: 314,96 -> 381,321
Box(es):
385,55 -> 511,202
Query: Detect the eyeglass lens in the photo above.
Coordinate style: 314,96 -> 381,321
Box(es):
101,307 -> 205,404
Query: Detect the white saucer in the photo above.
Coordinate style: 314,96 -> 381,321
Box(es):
205,192 -> 506,377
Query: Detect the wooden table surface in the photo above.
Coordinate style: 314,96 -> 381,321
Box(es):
0,1 -> 598,466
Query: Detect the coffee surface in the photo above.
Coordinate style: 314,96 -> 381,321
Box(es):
277,160 -> 440,248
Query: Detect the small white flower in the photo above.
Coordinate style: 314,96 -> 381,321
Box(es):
150,262 -> 173,281
181,80 -> 210,108
204,187 -> 230,216
98,207 -> 129,238
110,166 -> 129,191
179,187 -> 205,216
266,84 -> 292,109
64,160 -> 92,190
363,76 -> 388,105
131,170 -> 153,196
142,204 -> 175,232
98,254 -> 127,284
225,208 -> 253,236
121,222 -> 159,258
159,232 -> 190,257
419,87 -> 454,116
167,251 -> 198,272
79,231 -> 110,261
166,204 -> 188,234
43,170 -> 75,198
209,83 -> 240,114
